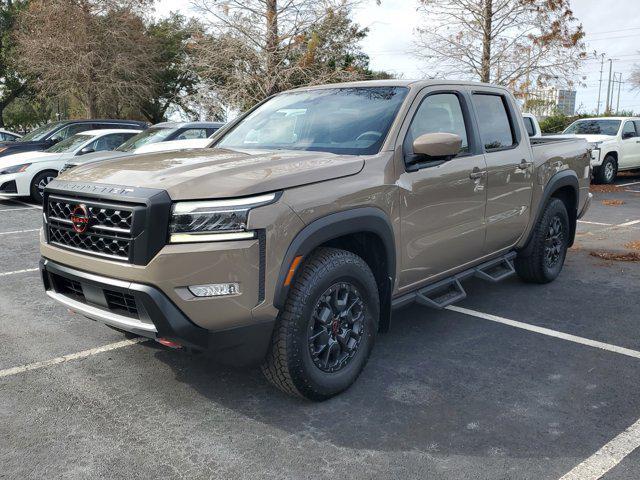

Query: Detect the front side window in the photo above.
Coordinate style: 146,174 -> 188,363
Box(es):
176,128 -> 208,140
563,120 -> 621,136
19,122 -> 64,142
88,133 -> 135,152
116,127 -> 174,152
216,87 -> 408,155
472,94 -> 516,150
403,93 -> 470,156
622,121 -> 637,138
46,134 -> 93,153
50,124 -> 93,143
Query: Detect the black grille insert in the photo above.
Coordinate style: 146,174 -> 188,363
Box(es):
104,290 -> 139,318
55,275 -> 85,303
49,225 -> 131,259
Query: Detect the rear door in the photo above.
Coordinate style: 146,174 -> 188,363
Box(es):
620,120 -> 640,168
470,90 -> 533,254
396,88 -> 488,290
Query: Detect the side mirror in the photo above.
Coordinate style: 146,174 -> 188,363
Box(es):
622,131 -> 636,140
413,132 -> 462,159
78,146 -> 95,155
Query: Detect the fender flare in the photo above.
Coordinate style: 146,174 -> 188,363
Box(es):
520,169 -> 579,253
273,207 -> 396,310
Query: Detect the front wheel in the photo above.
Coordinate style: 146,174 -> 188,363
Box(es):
594,155 -> 617,184
262,247 -> 379,401
30,170 -> 58,204
515,198 -> 570,284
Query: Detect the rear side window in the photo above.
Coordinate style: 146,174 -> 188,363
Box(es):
472,94 -> 516,150
523,117 -> 536,137
404,93 -> 470,155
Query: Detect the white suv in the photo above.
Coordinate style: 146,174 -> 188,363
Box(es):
562,117 -> 640,184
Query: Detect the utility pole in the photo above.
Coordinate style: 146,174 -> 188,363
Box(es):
616,73 -> 623,114
605,58 -> 614,113
596,54 -> 606,115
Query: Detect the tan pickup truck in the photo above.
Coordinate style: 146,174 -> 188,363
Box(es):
40,80 -> 592,400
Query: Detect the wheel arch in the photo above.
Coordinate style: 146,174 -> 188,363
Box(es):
521,170 -> 579,253
273,207 -> 396,332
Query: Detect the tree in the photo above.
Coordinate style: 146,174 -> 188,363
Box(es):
414,0 -> 586,94
14,0 -> 156,118
0,0 -> 29,127
139,13 -> 202,123
190,0 -> 386,111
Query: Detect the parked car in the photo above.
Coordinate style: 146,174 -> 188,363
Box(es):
0,129 -> 21,142
561,117 -> 640,184
41,80 -> 591,400
522,113 -> 542,138
57,122 -> 224,173
0,129 -> 140,202
0,119 -> 148,159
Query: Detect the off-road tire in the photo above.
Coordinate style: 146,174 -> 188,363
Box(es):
30,169 -> 58,204
262,247 -> 379,401
594,154 -> 617,184
515,198 -> 570,284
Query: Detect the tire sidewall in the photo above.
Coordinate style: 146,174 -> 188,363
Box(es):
30,170 -> 57,203
290,258 -> 379,399
540,199 -> 570,281
600,156 -> 617,184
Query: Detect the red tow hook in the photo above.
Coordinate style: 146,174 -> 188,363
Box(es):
157,338 -> 182,349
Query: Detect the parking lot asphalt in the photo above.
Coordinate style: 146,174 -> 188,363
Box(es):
1,173 -> 640,480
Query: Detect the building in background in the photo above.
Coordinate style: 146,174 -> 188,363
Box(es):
525,87 -> 576,118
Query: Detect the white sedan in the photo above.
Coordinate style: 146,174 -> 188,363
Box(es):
0,129 -> 141,203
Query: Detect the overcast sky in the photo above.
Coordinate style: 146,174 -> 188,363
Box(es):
156,0 -> 640,114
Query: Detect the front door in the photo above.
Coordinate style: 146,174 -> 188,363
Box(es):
620,121 -> 640,169
470,92 -> 533,253
397,90 -> 488,291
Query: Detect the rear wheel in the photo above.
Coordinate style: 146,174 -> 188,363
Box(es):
30,170 -> 57,204
262,248 -> 379,400
515,198 -> 570,284
594,155 -> 617,184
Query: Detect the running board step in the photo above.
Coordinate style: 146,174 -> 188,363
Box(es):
474,255 -> 516,283
415,278 -> 467,310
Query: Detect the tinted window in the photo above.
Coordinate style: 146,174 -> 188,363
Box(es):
622,121 -> 637,138
46,133 -> 93,153
116,127 -> 174,152
50,124 -> 93,142
473,94 -> 515,150
563,120 -> 621,136
404,93 -> 469,155
19,122 -> 64,142
217,87 -> 409,155
523,117 -> 536,137
175,128 -> 208,140
89,132 -> 136,152
635,121 -> 640,135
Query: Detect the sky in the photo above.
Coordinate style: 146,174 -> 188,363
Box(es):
156,0 -> 640,114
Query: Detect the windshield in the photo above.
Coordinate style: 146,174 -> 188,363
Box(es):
216,87 -> 409,155
563,119 -> 621,136
116,127 -> 175,152
19,122 -> 64,142
46,133 -> 91,153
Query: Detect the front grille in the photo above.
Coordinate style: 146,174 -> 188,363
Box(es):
104,290 -> 139,318
46,196 -> 137,262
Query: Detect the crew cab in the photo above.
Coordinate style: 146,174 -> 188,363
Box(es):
40,80 -> 591,400
0,119 -> 148,159
0,129 -> 141,202
561,117 -> 640,184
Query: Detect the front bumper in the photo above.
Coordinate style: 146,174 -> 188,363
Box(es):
40,258 -> 275,365
0,173 -> 20,196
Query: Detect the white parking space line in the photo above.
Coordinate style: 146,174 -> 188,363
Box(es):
0,196 -> 40,209
0,268 -> 39,277
559,417 -> 640,480
617,220 -> 640,227
0,338 -> 147,379
0,229 -> 39,236
578,220 -> 612,226
446,305 -> 640,360
618,181 -> 640,187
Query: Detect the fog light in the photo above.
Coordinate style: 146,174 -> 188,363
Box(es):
188,283 -> 240,297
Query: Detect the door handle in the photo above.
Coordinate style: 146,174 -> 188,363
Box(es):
469,168 -> 487,180
517,159 -> 531,170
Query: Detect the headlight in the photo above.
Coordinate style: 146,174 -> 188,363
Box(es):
0,163 -> 31,175
169,193 -> 277,243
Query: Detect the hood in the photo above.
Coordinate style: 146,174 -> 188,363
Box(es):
60,148 -> 365,200
0,150 -> 63,169
65,150 -> 126,167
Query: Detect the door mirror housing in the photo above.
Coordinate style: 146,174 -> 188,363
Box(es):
413,132 -> 462,159
622,131 -> 636,140
78,146 -> 95,155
